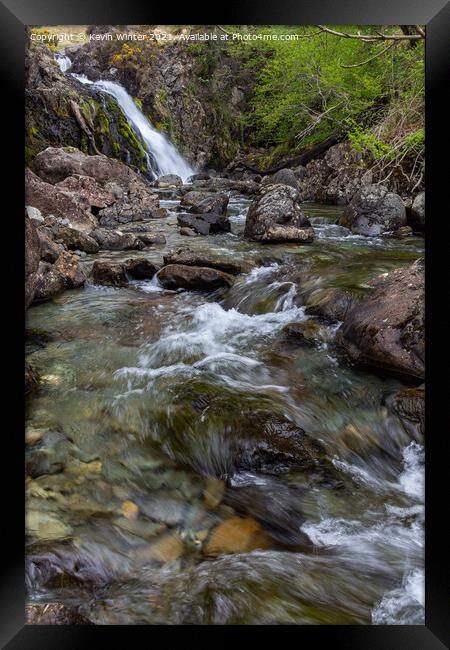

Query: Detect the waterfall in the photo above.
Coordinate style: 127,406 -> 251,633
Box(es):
56,55 -> 195,181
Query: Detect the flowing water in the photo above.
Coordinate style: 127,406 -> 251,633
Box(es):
25,193 -> 425,624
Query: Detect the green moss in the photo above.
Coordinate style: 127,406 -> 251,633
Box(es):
112,141 -> 120,156
97,110 -> 110,135
134,97 -> 143,110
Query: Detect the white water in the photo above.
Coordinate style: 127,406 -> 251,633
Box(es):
56,56 -> 195,181
55,53 -> 72,72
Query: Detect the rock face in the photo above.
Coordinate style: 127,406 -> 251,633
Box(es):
409,192 -> 425,231
163,248 -> 244,275
244,185 -> 314,243
25,42 -> 149,170
157,264 -> 234,291
25,213 -> 41,307
91,260 -> 127,286
26,603 -> 92,625
336,259 -> 424,380
339,185 -> 407,236
177,213 -> 231,236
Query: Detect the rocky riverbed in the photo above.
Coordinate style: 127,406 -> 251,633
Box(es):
25,144 -> 425,624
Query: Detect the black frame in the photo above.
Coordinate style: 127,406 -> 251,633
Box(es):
2,0 -> 449,646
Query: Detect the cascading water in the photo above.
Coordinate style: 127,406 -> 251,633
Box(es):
56,55 -> 195,181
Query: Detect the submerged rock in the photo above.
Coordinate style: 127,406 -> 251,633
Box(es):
26,603 -> 93,625
157,264 -> 234,291
204,516 -> 271,557
339,184 -> 407,236
163,248 -> 244,275
283,320 -> 320,347
244,184 -> 314,243
177,212 -> 231,236
304,287 -> 356,323
336,259 -> 424,380
234,411 -> 326,474
91,260 -> 127,287
25,361 -> 40,395
180,227 -> 197,237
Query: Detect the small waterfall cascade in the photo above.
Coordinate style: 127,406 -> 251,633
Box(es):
56,54 -> 195,181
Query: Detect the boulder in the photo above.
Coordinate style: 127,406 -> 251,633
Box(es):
339,184 -> 407,236
187,173 -> 211,182
163,248 -> 244,275
336,259 -> 424,380
179,190 -> 213,210
136,232 -> 167,246
157,264 -> 234,291
177,213 -> 231,236
244,184 -> 314,243
409,192 -> 425,231
38,231 -> 63,263
33,251 -> 86,303
89,229 -> 144,251
187,193 -> 229,216
91,260 -> 127,287
33,146 -> 141,186
25,213 -> 41,307
26,603 -> 92,625
154,174 -> 183,188
125,258 -> 159,280
55,227 -> 100,253
25,169 -> 96,230
267,168 -> 299,191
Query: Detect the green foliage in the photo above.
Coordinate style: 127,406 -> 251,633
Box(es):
223,26 -> 424,157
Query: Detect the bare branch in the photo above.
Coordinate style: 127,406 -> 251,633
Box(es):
340,41 -> 399,68
316,25 -> 424,41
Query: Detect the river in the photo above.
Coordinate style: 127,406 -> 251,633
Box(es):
25,192 -> 425,624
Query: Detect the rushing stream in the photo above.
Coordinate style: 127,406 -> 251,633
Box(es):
26,188 -> 425,623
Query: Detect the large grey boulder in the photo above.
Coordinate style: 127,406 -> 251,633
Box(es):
336,259 -> 424,380
177,213 -> 231,236
265,168 -> 299,191
163,248 -> 244,275
409,192 -> 425,231
244,184 -> 314,243
339,184 -> 406,236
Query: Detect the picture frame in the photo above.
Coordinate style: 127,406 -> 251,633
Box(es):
2,0 -> 448,646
